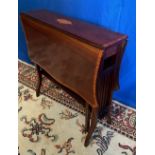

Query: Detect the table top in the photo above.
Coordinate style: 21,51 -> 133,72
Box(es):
21,10 -> 127,49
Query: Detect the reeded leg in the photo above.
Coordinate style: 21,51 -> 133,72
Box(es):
84,107 -> 98,147
35,64 -> 42,97
85,104 -> 90,133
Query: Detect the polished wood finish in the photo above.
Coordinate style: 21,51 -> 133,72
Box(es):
21,10 -> 127,146
21,10 -> 127,49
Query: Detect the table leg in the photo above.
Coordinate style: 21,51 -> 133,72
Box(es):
106,106 -> 112,124
105,89 -> 113,124
84,107 -> 98,147
85,103 -> 90,133
35,64 -> 42,97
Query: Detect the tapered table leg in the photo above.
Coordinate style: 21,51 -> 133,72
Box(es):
84,107 -> 98,147
35,64 -> 42,97
85,104 -> 90,133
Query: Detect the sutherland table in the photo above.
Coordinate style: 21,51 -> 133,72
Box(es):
21,10 -> 127,146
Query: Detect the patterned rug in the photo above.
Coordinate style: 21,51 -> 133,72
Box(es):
18,60 -> 136,155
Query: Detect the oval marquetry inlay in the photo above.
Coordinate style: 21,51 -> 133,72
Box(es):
56,18 -> 72,25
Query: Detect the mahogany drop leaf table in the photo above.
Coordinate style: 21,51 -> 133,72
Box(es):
21,10 -> 127,147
